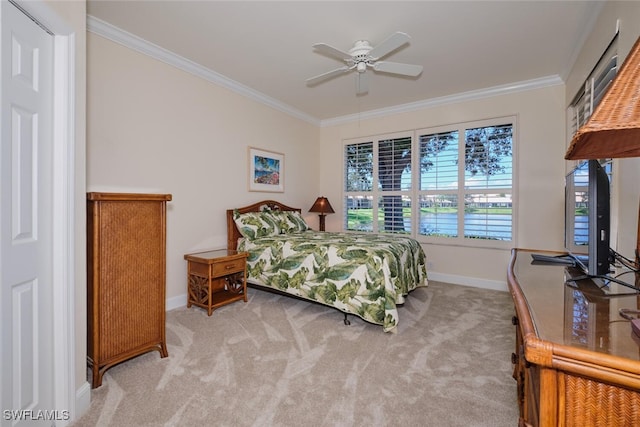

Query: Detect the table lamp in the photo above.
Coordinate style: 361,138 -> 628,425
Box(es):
309,196 -> 334,231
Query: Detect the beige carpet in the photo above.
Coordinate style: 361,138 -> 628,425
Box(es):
72,281 -> 518,426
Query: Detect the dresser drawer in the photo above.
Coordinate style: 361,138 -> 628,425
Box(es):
212,258 -> 245,276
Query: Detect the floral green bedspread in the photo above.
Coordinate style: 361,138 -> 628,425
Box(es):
237,231 -> 428,332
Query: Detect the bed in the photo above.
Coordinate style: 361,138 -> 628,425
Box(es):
226,200 -> 428,332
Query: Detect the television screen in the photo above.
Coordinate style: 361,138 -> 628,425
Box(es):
565,159 -> 611,276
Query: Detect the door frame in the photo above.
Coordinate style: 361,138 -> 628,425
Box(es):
7,0 -> 80,422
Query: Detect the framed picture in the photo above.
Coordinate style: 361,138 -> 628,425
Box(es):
248,147 -> 284,192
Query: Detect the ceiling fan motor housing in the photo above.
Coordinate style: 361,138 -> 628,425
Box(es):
349,40 -> 373,72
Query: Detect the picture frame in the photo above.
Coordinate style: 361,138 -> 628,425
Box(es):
248,147 -> 284,192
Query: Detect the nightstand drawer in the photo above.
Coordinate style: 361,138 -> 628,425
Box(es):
212,258 -> 245,276
187,261 -> 210,277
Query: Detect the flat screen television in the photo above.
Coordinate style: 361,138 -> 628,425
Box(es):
565,159 -> 611,276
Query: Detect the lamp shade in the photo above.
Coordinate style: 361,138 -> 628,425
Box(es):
565,36 -> 640,160
309,197 -> 335,214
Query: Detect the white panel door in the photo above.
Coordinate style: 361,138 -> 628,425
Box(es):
1,1 -> 54,425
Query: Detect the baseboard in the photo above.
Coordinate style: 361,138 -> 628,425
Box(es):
74,380 -> 91,420
166,293 -> 187,311
428,271 -> 508,292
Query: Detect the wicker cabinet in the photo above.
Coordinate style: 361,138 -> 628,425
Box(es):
508,248 -> 640,426
87,192 -> 172,388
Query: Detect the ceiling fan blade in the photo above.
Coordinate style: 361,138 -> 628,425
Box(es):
312,43 -> 352,62
368,32 -> 411,60
372,61 -> 423,77
306,66 -> 351,86
356,72 -> 369,95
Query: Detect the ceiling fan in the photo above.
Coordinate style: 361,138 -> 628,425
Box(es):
306,32 -> 423,95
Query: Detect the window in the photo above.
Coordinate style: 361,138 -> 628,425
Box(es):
344,140 -> 373,232
418,130 -> 459,237
378,136 -> 412,233
344,134 -> 413,234
344,118 -> 515,247
568,34 -> 618,137
418,120 -> 514,245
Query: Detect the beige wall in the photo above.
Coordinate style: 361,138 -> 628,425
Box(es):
565,0 -> 640,259
319,85 -> 567,289
86,33 -> 320,306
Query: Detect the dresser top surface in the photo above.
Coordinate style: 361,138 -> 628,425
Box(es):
510,248 -> 640,361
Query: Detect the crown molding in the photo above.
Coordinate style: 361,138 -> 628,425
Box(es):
87,15 -> 564,130
86,15 -> 320,126
320,75 -> 564,127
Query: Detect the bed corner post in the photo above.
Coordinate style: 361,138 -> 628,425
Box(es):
226,209 -> 237,251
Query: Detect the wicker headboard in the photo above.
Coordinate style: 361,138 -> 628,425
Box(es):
226,200 -> 302,251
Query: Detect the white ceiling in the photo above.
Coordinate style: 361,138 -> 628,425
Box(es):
86,1 -> 604,123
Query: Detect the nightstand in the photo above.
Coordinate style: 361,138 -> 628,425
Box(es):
184,249 -> 248,315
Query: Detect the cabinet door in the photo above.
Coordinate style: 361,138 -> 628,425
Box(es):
96,200 -> 166,361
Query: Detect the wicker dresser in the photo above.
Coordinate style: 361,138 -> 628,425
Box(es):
87,192 -> 172,388
508,248 -> 640,426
